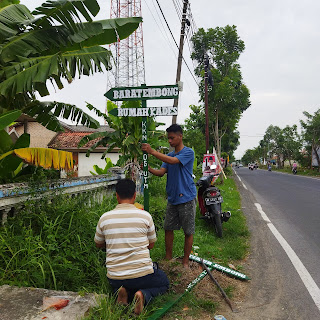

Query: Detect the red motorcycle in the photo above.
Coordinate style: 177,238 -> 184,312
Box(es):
196,165 -> 231,238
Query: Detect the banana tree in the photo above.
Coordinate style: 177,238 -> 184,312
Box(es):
0,0 -> 142,131
78,101 -> 166,180
79,101 -> 166,165
0,110 -> 73,182
90,157 -> 114,175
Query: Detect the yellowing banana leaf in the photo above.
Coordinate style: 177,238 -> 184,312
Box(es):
9,148 -> 74,170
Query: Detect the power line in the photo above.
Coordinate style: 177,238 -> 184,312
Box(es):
171,0 -> 182,19
154,0 -> 179,48
144,0 -> 199,102
143,0 -> 178,60
154,0 -> 199,85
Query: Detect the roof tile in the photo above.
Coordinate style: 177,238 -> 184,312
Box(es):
48,132 -> 109,150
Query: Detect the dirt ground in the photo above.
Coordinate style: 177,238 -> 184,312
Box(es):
159,258 -> 249,320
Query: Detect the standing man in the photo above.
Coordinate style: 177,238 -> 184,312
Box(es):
142,124 -> 197,268
94,179 -> 169,314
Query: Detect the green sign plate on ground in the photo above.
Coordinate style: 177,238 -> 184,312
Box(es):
109,106 -> 178,117
105,84 -> 179,101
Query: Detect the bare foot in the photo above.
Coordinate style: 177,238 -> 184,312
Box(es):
182,258 -> 190,268
117,286 -> 128,305
133,291 -> 144,315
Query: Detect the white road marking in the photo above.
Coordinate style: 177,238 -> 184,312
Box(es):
254,203 -> 320,312
254,203 -> 271,223
233,170 -> 247,189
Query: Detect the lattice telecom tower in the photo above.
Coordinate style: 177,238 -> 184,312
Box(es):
107,0 -> 146,89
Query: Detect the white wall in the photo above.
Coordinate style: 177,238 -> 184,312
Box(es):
78,153 -> 120,177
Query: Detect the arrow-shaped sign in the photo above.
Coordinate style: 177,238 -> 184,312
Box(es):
105,84 -> 179,101
109,106 -> 178,117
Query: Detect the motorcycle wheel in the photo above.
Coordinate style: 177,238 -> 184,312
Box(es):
209,204 -> 223,238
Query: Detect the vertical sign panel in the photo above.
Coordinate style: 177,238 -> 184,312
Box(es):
141,99 -> 149,212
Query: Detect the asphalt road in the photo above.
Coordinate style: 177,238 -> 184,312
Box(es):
228,167 -> 320,319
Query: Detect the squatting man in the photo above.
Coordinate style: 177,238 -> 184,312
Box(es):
94,179 -> 169,314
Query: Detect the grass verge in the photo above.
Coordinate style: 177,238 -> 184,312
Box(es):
258,165 -> 320,177
0,172 -> 249,319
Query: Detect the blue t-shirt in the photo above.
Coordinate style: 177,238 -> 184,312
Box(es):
161,146 -> 197,205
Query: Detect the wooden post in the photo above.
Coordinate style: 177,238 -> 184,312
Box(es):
172,0 -> 189,125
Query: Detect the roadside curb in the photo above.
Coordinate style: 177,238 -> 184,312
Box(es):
0,284 -> 101,320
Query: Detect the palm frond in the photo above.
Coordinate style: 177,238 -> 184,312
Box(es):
101,141 -> 118,159
0,46 -> 111,97
24,100 -> 100,132
31,0 -> 100,31
85,102 -> 109,122
77,17 -> 143,47
1,23 -> 103,63
0,109 -> 21,130
0,4 -> 33,42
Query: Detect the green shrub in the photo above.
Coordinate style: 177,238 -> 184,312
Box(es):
0,192 -> 117,293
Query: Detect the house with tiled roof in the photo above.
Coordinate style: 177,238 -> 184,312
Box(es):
10,115 -> 120,177
48,130 -> 120,177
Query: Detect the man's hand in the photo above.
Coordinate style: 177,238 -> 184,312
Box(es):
141,143 -> 153,154
95,242 -> 106,249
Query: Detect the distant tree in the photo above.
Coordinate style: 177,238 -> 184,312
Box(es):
300,109 -> 320,170
183,105 -> 206,165
183,103 -> 240,164
191,25 -> 250,159
282,125 -> 302,168
259,124 -> 301,168
260,125 -> 284,168
241,147 -> 261,165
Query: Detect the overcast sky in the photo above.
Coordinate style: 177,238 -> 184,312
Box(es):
23,0 -> 320,159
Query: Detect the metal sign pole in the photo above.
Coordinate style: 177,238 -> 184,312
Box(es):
141,96 -> 149,212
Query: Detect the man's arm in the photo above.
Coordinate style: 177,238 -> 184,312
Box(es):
142,143 -> 180,165
149,166 -> 167,177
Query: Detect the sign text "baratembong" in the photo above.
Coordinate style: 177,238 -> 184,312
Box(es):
113,87 -> 179,100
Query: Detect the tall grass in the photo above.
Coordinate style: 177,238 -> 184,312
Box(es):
0,172 -> 249,319
0,191 -> 117,293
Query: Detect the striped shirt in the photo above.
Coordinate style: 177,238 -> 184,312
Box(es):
94,203 -> 157,280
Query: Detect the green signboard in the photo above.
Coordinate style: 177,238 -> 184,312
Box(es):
106,84 -> 179,211
109,106 -> 178,117
105,84 -> 179,101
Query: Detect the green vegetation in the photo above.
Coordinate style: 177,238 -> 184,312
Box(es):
241,108 -> 320,171
187,25 -> 250,160
79,101 -> 166,169
0,171 -> 249,319
0,0 -> 141,131
0,191 -> 116,292
259,164 -> 320,177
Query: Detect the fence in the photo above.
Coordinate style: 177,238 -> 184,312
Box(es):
0,170 -> 125,225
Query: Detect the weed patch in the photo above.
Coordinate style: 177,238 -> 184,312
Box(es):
0,172 -> 249,319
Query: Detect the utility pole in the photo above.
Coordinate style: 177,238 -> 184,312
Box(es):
172,0 -> 189,125
204,53 -> 209,152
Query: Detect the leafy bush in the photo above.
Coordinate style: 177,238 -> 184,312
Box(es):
0,191 -> 117,293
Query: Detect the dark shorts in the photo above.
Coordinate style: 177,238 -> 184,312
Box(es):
164,198 -> 196,235
108,268 -> 169,305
